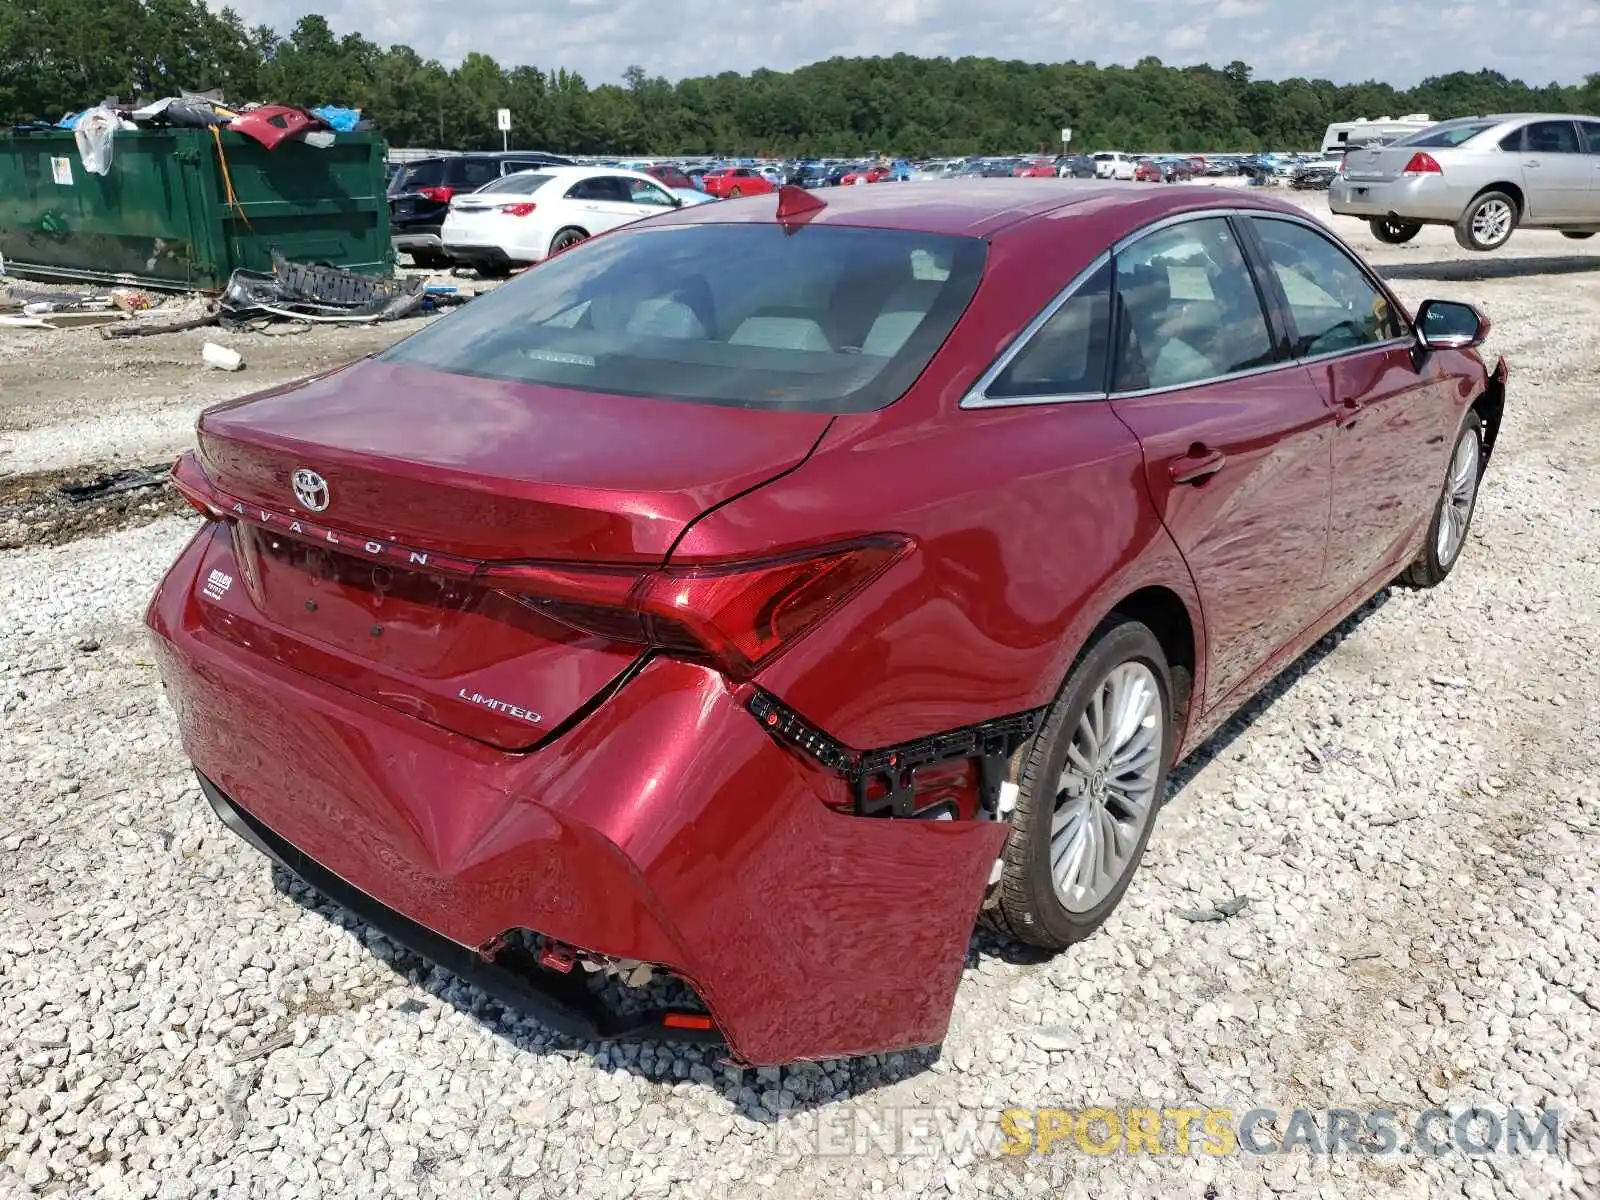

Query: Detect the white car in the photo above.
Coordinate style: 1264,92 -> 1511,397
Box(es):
440,166 -> 685,275
1092,152 -> 1137,181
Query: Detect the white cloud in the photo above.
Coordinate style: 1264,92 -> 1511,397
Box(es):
212,0 -> 1596,87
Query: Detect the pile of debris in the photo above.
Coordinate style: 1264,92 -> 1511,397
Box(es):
1,255 -> 469,340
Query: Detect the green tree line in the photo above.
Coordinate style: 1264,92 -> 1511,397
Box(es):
2,2 -> 1596,155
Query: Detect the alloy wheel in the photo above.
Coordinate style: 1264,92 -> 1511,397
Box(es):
1471,199 -> 1513,247
1050,662 -> 1164,912
1436,428 -> 1481,566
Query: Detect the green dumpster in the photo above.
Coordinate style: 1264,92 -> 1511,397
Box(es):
0,128 -> 393,291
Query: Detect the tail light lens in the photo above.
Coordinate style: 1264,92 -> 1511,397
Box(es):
170,453 -> 226,520
1402,153 -> 1442,175
501,202 -> 537,217
482,538 -> 910,680
417,186 -> 456,203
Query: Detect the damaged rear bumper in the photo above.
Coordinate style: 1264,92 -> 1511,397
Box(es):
147,527 -> 1005,1065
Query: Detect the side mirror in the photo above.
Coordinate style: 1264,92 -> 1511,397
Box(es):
1415,299 -> 1490,350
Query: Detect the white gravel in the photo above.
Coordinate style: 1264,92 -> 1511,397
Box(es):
2,194 -> 1599,1198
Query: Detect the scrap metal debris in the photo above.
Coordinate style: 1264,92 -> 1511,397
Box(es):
218,253 -> 427,328
58,464 -> 174,503
1177,895 -> 1250,923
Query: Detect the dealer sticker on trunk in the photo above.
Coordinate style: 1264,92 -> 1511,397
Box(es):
202,569 -> 233,601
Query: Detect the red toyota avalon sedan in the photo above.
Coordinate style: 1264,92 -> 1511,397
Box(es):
148,182 -> 1506,1065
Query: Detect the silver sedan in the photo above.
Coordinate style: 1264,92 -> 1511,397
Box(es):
1329,113 -> 1600,251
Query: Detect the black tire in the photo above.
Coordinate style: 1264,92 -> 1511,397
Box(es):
1561,231 -> 1596,240
1454,191 -> 1519,252
1399,412 -> 1484,589
729,186 -> 743,198
474,262 -> 512,279
988,619 -> 1175,951
549,227 -> 588,256
1369,217 -> 1422,245
406,250 -> 451,269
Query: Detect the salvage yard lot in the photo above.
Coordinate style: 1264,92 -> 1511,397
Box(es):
2,189 -> 1598,1199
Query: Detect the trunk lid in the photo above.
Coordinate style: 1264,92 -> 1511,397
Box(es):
192,359 -> 831,748
1340,144 -> 1421,183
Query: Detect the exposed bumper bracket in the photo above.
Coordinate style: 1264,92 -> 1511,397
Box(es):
745,691 -> 1041,819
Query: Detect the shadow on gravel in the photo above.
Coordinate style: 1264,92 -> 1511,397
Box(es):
1380,254 -> 1600,282
1166,588 -> 1391,793
271,867 -> 937,1113
261,588 -> 1396,1108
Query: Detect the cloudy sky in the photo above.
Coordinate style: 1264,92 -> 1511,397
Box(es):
216,0 -> 1597,88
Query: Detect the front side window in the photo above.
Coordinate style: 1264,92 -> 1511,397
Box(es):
1580,121 -> 1600,154
986,261 -> 1112,399
625,178 -> 676,207
1251,217 -> 1404,357
380,224 -> 986,413
1112,218 -> 1275,392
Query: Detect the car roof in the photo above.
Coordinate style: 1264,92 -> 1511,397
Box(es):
637,179 -> 1311,239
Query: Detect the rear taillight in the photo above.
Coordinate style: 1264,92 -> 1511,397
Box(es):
418,186 -> 456,203
1402,153 -> 1442,175
501,202 -> 537,217
170,453 -> 226,520
482,538 -> 910,680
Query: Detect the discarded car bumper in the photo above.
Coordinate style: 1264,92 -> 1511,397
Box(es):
146,525 -> 1005,1065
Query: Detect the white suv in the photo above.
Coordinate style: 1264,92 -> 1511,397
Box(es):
1092,152 -> 1137,181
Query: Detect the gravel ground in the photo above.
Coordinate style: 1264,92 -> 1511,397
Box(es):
2,193 -> 1598,1198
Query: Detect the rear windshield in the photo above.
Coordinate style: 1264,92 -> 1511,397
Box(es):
649,167 -> 692,188
381,223 -> 987,413
399,160 -> 445,189
476,172 -> 555,194
1391,121 -> 1498,148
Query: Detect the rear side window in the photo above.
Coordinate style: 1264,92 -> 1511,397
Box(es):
566,177 -> 632,203
1112,218 -> 1275,392
1394,121 -> 1497,148
987,262 -> 1111,399
380,224 -> 987,413
1501,120 -> 1582,154
1581,121 -> 1600,154
1251,218 -> 1405,356
476,173 -> 554,195
449,158 -> 502,188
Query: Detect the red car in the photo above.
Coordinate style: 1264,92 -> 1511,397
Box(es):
149,183 -> 1506,1065
840,165 -> 891,186
1012,158 -> 1058,178
699,166 -> 774,198
1133,159 -> 1163,182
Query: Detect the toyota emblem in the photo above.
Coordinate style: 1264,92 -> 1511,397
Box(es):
291,468 -> 330,512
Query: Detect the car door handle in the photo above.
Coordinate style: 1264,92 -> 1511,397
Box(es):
1334,396 -> 1364,429
1523,159 -> 1541,168
1169,446 -> 1226,485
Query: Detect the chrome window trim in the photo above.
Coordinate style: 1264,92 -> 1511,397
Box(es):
959,250 -> 1111,409
960,207 -> 1420,410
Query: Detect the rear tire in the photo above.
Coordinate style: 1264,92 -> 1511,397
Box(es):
729,186 -> 742,198
1399,413 -> 1484,589
408,250 -> 451,269
1455,191 -> 1518,252
1561,231 -> 1596,240
549,227 -> 588,256
1369,217 -> 1422,245
988,619 -> 1174,951
474,262 -> 512,279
